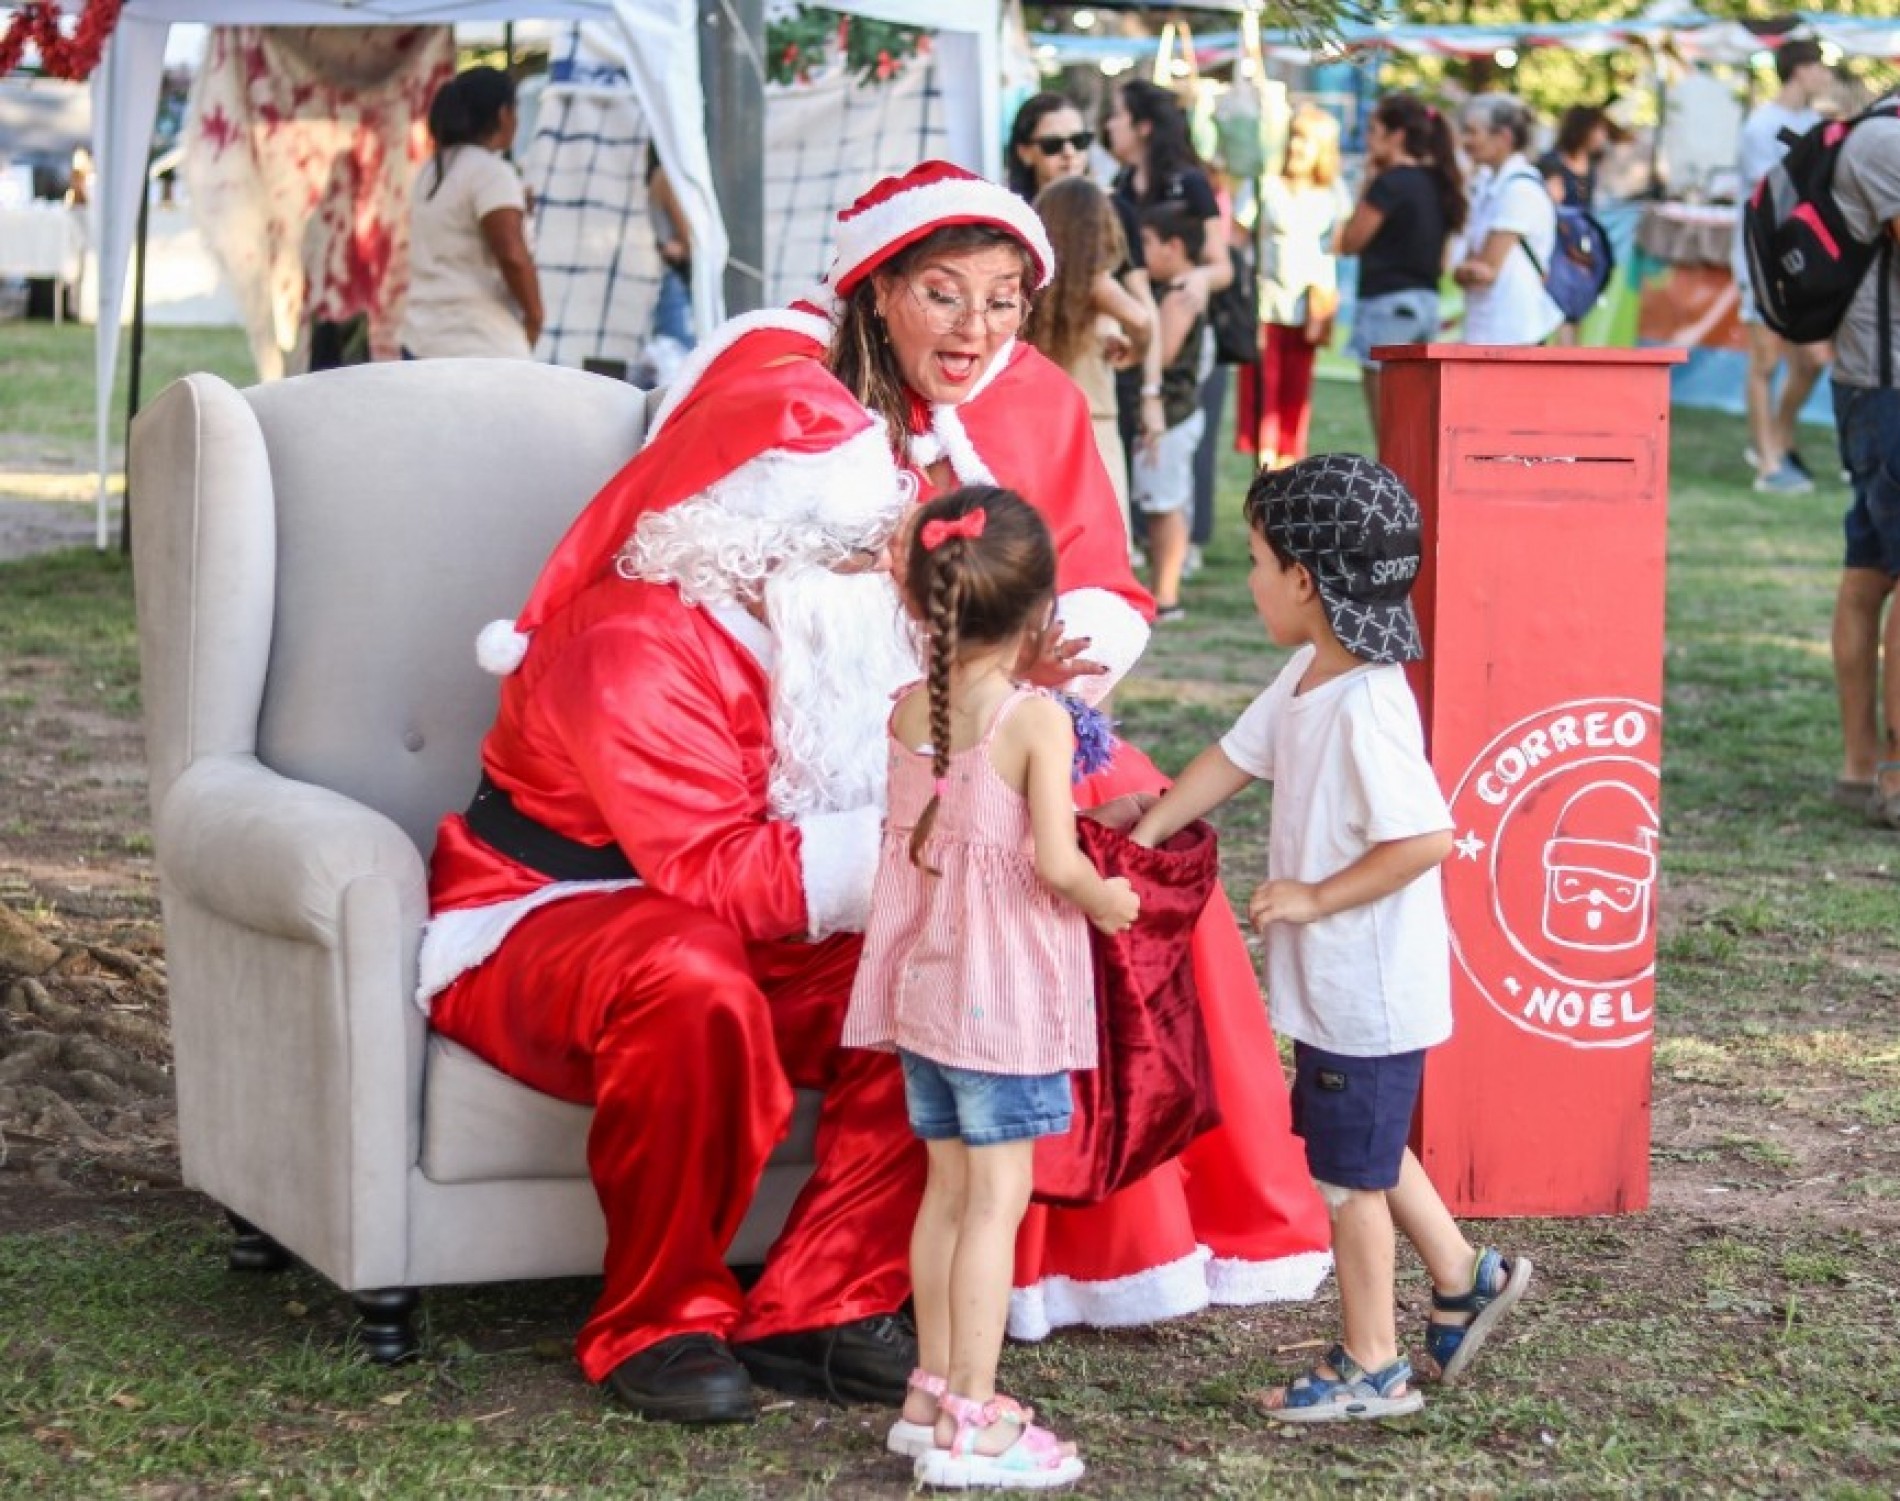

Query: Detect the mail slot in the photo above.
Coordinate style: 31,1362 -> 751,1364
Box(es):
1374,344 -> 1686,1217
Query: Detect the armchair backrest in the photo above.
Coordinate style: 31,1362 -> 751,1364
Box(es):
132,361 -> 652,852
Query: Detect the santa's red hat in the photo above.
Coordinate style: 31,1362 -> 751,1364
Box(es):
828,160 -> 1055,296
477,329 -> 903,675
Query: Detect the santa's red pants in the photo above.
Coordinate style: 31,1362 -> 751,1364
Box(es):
1234,324 -> 1319,465
430,887 -> 925,1382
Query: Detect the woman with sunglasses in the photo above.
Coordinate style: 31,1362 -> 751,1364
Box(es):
1009,93 -> 1164,508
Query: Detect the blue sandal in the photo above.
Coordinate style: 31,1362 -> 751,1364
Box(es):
1426,1248 -> 1533,1385
1257,1343 -> 1424,1424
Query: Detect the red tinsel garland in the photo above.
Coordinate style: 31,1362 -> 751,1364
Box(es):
0,1 -> 125,82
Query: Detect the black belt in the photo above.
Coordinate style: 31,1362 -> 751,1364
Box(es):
464,773 -> 639,883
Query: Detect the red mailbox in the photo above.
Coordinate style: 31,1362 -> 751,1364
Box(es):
1375,344 -> 1686,1218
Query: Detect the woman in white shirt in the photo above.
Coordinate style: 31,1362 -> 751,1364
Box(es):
402,67 -> 543,359
1451,94 -> 1561,348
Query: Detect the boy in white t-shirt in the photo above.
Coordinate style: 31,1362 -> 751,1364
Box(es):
1130,454 -> 1531,1422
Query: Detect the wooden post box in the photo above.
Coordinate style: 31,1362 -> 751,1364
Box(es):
1375,344 -> 1686,1217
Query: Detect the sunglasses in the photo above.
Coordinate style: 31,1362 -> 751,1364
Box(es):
1032,131 -> 1093,157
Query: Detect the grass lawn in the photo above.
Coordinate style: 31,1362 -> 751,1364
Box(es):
0,336 -> 1896,1498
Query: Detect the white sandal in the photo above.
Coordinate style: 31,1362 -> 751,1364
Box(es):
887,1367 -> 945,1459
914,1391 -> 1084,1491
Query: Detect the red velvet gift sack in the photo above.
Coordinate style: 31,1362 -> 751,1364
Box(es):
1032,817 -> 1224,1207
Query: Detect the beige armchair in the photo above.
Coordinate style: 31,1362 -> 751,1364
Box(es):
131,361 -> 821,1360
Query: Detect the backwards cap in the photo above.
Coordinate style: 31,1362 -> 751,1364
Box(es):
827,159 -> 1055,296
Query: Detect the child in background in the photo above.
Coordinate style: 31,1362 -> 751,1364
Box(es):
1133,202 -> 1214,622
1028,175 -> 1154,537
844,486 -> 1138,1488
1129,454 -> 1531,1422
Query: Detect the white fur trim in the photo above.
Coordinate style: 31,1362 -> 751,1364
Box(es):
798,804 -> 882,938
924,340 -> 1014,485
1008,1245 -> 1212,1342
647,306 -> 837,440
832,179 -> 1055,291
1007,1244 -> 1333,1342
1207,1249 -> 1335,1307
414,880 -> 644,1012
476,618 -> 531,677
691,423 -> 901,528
1054,588 -> 1151,705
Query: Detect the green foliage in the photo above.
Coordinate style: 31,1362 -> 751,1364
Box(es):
766,7 -> 929,87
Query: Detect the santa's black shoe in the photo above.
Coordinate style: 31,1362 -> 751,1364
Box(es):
604,1334 -> 756,1424
734,1313 -> 916,1404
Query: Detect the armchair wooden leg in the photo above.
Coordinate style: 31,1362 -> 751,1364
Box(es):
352,1287 -> 422,1364
225,1211 -> 291,1273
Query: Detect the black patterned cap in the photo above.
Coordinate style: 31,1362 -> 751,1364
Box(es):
1253,453 -> 1425,665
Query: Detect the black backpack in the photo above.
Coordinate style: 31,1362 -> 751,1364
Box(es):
1742,97 -> 1900,367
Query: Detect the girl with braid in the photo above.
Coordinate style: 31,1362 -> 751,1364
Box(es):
844,486 -> 1137,1490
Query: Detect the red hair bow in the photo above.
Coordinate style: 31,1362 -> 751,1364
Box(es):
921,509 -> 987,551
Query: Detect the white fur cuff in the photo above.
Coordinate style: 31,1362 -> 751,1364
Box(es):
1057,587 -> 1152,704
798,804 -> 883,938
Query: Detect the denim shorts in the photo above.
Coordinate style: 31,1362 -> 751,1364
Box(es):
1289,1042 -> 1426,1192
1348,288 -> 1442,366
1832,382 -> 1900,576
898,1049 -> 1074,1147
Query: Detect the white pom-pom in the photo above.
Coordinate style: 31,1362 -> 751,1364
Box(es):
475,618 -> 530,676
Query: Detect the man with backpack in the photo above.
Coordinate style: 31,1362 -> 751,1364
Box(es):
1733,37 -> 1834,495
1822,100 -> 1900,829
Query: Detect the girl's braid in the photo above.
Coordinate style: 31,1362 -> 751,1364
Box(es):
909,542 -> 964,872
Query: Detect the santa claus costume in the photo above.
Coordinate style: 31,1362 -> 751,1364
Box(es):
418,356 -> 930,1422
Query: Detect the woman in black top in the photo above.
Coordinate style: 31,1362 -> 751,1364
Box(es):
1337,93 -> 1466,442
1537,104 -> 1611,210
1106,79 -> 1232,585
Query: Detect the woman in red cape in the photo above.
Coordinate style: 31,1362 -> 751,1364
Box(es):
808,163 -> 1331,1336
522,161 -> 1333,1339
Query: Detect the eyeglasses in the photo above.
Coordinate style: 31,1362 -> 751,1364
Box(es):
1033,130 -> 1094,157
905,280 -> 1027,336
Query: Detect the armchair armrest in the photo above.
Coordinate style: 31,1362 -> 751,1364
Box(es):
156,753 -> 428,947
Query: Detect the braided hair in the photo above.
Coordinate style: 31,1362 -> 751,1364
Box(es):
898,486 -> 1057,871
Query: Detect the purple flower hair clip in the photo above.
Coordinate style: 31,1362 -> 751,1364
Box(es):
1059,693 -> 1117,783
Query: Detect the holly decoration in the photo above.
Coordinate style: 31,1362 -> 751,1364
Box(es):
766,5 -> 929,88
0,0 -> 124,81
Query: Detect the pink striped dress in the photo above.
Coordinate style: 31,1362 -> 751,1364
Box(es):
843,686 -> 1098,1076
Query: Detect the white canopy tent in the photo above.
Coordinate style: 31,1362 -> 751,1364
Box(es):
85,0 -> 1003,546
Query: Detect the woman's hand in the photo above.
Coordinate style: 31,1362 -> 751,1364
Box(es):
1452,258 -> 1495,289
1020,617 -> 1107,689
1083,792 -> 1158,833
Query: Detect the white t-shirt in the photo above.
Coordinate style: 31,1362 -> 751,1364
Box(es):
402,145 -> 533,359
1731,99 -> 1822,286
1219,646 -> 1454,1057
1457,155 -> 1562,346
1829,113 -> 1900,388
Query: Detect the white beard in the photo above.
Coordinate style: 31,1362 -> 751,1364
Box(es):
763,563 -> 919,820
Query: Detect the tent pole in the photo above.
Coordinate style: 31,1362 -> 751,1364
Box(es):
503,22 -> 514,73
120,154 -> 152,557
700,0 -> 764,316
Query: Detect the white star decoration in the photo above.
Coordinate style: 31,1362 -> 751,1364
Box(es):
1454,831 -> 1486,860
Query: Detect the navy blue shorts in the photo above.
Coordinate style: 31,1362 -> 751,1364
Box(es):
1289,1042 -> 1426,1192
1832,383 -> 1900,576
898,1049 -> 1073,1147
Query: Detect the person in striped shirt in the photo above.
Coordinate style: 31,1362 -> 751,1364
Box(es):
844,487 -> 1137,1489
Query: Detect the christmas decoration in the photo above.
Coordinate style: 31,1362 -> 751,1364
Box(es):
766,5 -> 929,87
0,1 -> 124,81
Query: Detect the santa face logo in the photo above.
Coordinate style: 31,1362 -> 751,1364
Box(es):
1444,699 -> 1661,1050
